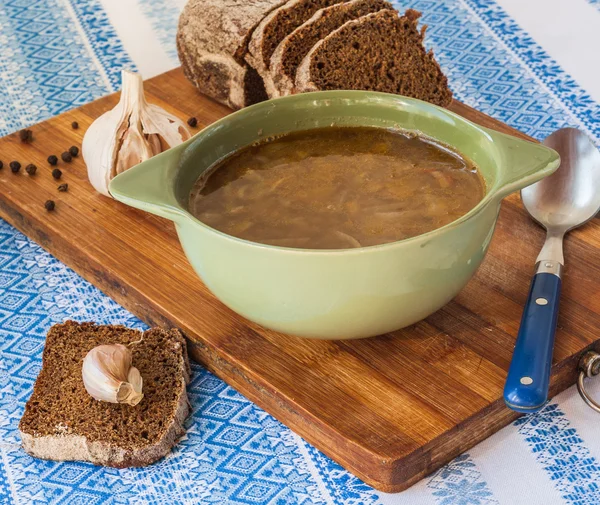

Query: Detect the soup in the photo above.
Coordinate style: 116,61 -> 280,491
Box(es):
188,127 -> 485,249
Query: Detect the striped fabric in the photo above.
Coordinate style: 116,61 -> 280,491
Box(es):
0,0 -> 599,503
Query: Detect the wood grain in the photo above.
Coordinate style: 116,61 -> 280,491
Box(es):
1,68 -> 598,492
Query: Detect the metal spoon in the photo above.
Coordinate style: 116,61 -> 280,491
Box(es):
504,128 -> 600,413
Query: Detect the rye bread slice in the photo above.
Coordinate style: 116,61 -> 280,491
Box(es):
19,321 -> 190,467
246,0 -> 346,94
269,0 -> 392,97
177,0 -> 285,109
295,9 -> 453,107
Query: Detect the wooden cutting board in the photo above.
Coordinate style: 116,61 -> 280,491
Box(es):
1,68 -> 599,492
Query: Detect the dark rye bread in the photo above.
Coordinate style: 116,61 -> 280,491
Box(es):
295,9 -> 453,107
19,321 -> 190,467
177,0 -> 286,109
270,0 -> 392,97
246,0 -> 346,93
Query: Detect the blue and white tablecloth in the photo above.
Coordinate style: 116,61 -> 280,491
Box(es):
1,0 -> 600,503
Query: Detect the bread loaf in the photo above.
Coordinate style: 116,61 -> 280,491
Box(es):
295,9 -> 453,107
177,1 -> 452,109
19,321 -> 190,467
269,0 -> 391,97
177,0 -> 285,109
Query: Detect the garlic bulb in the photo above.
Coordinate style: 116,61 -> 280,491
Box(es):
82,344 -> 143,406
83,70 -> 191,197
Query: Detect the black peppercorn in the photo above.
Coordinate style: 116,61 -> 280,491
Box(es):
19,129 -> 33,142
52,168 -> 62,180
9,161 -> 21,173
71,121 -> 79,130
44,200 -> 55,211
61,152 -> 72,163
47,155 -> 58,166
0,161 -> 3,170
187,117 -> 198,127
58,183 -> 68,192
25,164 -> 37,175
68,146 -> 79,157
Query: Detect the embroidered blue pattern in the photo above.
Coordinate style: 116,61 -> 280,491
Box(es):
0,221 -> 328,504
66,0 -> 136,90
138,0 -> 181,63
0,0 -> 134,136
462,0 -> 600,141
405,0 -> 599,146
515,404 -> 600,504
305,443 -> 379,505
427,454 -> 499,505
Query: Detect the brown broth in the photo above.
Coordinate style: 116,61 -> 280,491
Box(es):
188,127 -> 485,249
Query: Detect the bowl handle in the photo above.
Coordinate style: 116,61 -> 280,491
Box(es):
108,145 -> 188,223
484,127 -> 561,198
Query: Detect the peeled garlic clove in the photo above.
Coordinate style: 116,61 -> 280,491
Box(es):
82,344 -> 144,406
82,70 -> 191,197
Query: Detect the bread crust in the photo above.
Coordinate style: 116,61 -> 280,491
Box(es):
20,392 -> 188,467
269,0 -> 390,97
295,35 -> 325,92
246,0 -> 301,95
177,0 -> 284,108
246,0 -> 345,96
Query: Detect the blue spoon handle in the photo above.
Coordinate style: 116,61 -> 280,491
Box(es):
504,269 -> 562,413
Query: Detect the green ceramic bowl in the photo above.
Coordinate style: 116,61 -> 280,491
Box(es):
110,91 -> 559,340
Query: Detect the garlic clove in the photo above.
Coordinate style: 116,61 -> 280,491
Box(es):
117,367 -> 144,406
83,70 -> 191,197
82,343 -> 144,406
114,109 -> 155,175
142,104 -> 192,146
146,134 -> 163,156
82,107 -> 123,197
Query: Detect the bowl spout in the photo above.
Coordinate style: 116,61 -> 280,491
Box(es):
109,144 -> 187,223
486,128 -> 560,199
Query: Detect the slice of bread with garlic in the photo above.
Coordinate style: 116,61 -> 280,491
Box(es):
19,321 -> 190,467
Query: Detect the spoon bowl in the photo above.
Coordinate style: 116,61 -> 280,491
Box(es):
504,128 -> 600,412
522,128 -> 600,232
